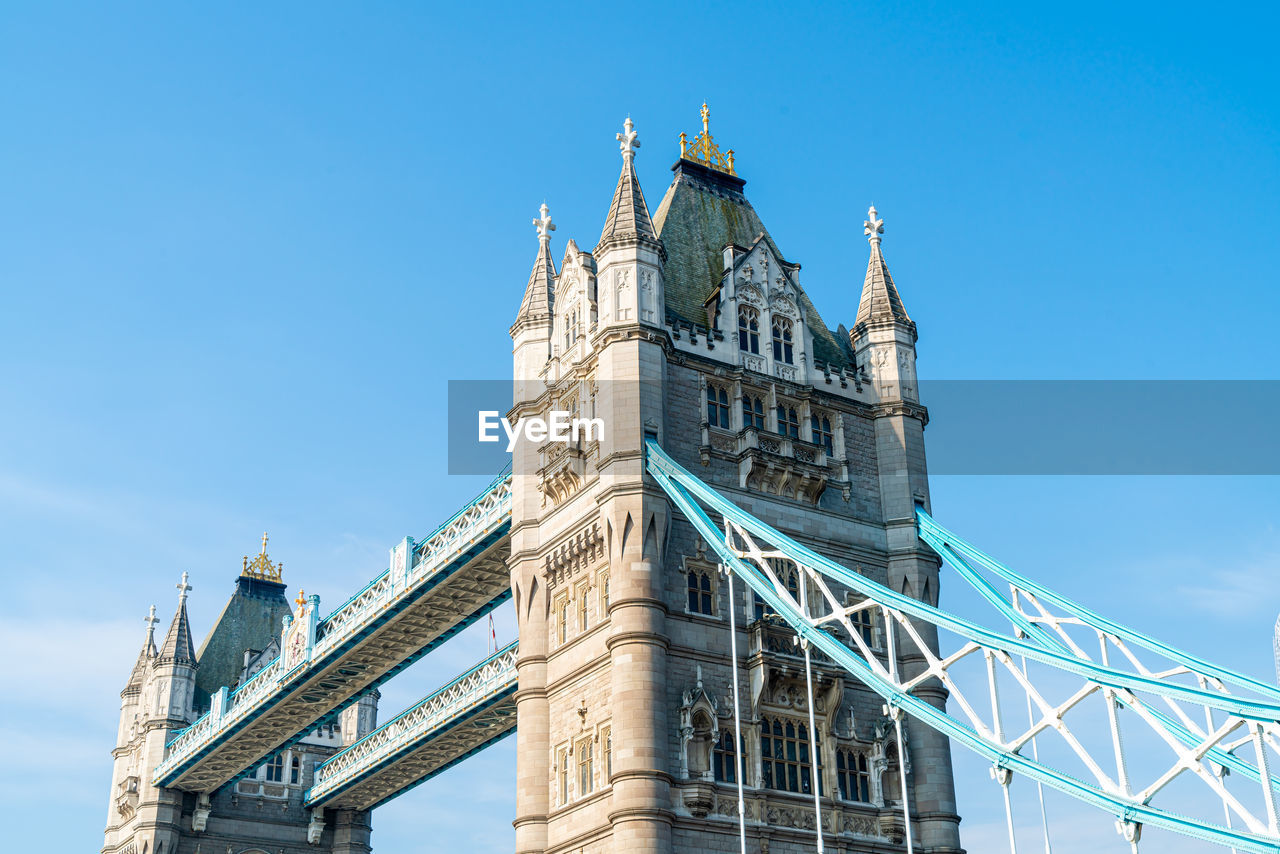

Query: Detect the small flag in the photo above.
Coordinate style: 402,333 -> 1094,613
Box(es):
489,613 -> 497,655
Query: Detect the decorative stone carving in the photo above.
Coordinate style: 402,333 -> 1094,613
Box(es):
191,793 -> 211,832
615,270 -> 631,321
770,295 -> 798,318
307,808 -> 325,845
543,521 -> 605,589
739,284 -> 764,306
640,269 -> 656,323
678,666 -> 719,781
682,780 -> 716,818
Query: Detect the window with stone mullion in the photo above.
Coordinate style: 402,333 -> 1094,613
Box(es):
837,749 -> 872,802
760,716 -> 823,795
687,568 -> 714,615
714,729 -> 744,784
706,384 -> 730,429
776,404 -> 799,439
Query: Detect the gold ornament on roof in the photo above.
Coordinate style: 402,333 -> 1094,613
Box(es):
241,531 -> 284,582
678,102 -> 736,176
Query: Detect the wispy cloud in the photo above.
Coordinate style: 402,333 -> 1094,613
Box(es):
1174,557 -> 1280,618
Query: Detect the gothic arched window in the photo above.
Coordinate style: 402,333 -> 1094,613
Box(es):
687,568 -> 714,615
706,385 -> 730,429
850,604 -> 876,647
738,306 -> 760,354
558,747 -> 570,805
837,750 -> 871,801
602,726 -> 612,780
760,717 -> 822,794
578,736 -> 595,795
290,754 -> 301,785
776,405 -> 799,439
811,413 -> 834,453
771,317 -> 794,364
742,394 -> 765,430
714,729 -> 743,783
264,753 -> 284,783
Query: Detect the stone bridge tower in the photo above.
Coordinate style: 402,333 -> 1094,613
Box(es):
507,109 -> 963,854
102,541 -> 377,854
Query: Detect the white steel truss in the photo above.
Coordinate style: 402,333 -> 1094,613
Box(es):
647,438 -> 1280,854
153,472 -> 513,792
306,643 -> 518,810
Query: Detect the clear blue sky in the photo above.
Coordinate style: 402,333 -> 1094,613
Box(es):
1,2 -> 1277,852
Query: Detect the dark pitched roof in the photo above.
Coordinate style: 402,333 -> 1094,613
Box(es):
596,157 -> 659,254
156,598 -> 196,666
651,159 -> 850,367
193,575 -> 292,711
855,236 -> 911,328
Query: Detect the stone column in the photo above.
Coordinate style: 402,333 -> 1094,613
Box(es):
329,808 -> 372,854
605,498 -> 674,853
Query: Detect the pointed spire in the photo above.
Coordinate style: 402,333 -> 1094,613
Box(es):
518,203 -> 557,320
157,573 -> 197,666
855,205 -> 912,328
124,605 -> 159,694
597,117 -> 658,254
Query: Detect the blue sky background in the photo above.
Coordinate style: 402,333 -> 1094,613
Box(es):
1,2 -> 1278,851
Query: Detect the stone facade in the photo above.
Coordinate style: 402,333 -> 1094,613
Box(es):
103,561 -> 379,854
507,110 -> 963,854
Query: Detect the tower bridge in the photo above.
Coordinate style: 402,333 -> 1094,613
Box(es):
104,108 -> 1280,854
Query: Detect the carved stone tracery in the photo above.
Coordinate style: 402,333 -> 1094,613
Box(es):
543,521 -> 605,590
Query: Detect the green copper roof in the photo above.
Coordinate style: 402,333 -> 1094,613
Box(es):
651,160 -> 851,368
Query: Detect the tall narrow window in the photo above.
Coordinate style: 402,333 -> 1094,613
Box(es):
578,738 -> 594,796
557,597 -> 569,645
760,717 -> 822,794
776,405 -> 799,439
706,385 -> 730,429
738,306 -> 760,354
578,585 -> 589,632
851,607 -> 876,647
742,394 -> 765,430
812,414 -> 834,453
771,317 -> 794,363
264,753 -> 284,783
603,727 -> 613,780
290,754 -> 301,785
600,572 -> 610,613
768,558 -> 799,606
687,569 -> 714,615
753,591 -> 773,621
558,748 -> 570,805
837,750 -> 871,801
714,730 -> 741,783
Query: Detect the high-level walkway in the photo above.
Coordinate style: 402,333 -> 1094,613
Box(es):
153,470 -> 513,792
305,642 -> 518,811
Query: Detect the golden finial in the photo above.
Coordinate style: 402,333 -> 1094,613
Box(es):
295,589 -> 307,617
679,103 -> 736,176
240,531 -> 283,582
